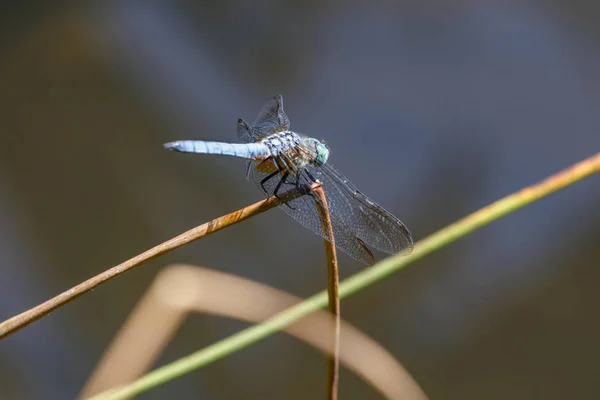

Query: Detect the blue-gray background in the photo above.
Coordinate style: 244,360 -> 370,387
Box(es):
0,1 -> 599,399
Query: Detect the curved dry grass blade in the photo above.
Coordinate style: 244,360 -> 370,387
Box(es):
79,266 -> 191,398
0,189 -> 306,340
81,264 -> 427,400
312,185 -> 341,400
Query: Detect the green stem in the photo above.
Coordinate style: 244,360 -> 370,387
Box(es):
88,152 -> 600,400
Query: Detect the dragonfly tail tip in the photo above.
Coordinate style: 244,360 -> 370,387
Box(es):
163,142 -> 179,151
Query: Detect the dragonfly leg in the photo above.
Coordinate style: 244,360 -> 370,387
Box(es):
260,169 -> 280,193
294,171 -> 305,192
273,172 -> 296,210
304,169 -> 317,183
256,156 -> 283,192
256,156 -> 297,209
292,169 -> 319,194
273,172 -> 288,197
278,154 -> 300,189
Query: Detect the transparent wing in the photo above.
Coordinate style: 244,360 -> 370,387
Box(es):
237,119 -> 257,143
252,95 -> 290,134
253,95 -> 289,127
313,163 -> 413,255
247,161 -> 375,265
238,95 -> 291,144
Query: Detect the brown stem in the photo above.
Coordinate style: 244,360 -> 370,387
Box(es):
312,185 -> 341,400
0,189 -> 306,340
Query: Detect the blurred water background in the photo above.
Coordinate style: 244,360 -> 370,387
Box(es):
0,1 -> 599,399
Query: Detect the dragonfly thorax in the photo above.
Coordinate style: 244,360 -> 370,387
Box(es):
261,131 -> 329,169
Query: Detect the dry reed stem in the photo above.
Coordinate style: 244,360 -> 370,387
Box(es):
0,189 -> 307,339
312,185 -> 341,400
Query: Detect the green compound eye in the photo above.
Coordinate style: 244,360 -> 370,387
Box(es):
306,138 -> 329,166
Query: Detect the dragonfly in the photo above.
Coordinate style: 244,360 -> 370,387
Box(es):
164,95 -> 413,264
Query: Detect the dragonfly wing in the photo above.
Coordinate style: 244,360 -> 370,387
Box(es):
312,163 -> 413,256
247,162 -> 375,265
237,119 -> 257,143
252,95 -> 290,133
238,95 -> 290,143
237,118 -> 277,143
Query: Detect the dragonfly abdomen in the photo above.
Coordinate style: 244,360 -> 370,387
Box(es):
164,140 -> 271,160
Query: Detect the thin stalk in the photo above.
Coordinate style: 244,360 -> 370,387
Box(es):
313,186 -> 341,400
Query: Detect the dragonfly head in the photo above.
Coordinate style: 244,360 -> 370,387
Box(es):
304,138 -> 329,167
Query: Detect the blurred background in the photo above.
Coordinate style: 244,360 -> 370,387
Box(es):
1,1 -> 599,399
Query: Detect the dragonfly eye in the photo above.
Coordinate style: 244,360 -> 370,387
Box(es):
305,138 -> 329,166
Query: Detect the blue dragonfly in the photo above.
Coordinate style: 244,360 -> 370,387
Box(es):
164,95 -> 413,264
